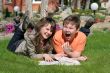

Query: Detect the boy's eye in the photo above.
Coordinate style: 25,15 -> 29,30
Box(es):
69,27 -> 74,29
63,26 -> 67,28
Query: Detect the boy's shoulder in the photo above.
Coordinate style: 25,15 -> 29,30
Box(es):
55,30 -> 62,33
53,30 -> 63,40
77,31 -> 87,39
54,30 -> 63,36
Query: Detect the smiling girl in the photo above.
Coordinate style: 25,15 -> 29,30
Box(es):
7,17 -> 56,61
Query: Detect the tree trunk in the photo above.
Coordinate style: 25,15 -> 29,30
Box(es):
61,0 -> 64,10
85,0 -> 90,9
71,0 -> 75,9
77,0 -> 81,9
40,0 -> 49,18
71,0 -> 77,10
106,0 -> 110,13
68,0 -> 72,7
0,0 -> 3,17
25,0 -> 33,18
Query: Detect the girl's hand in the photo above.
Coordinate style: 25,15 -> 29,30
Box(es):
43,54 -> 54,62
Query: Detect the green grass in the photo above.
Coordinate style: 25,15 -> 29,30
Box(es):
0,31 -> 110,73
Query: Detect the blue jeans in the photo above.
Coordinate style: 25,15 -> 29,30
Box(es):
7,27 -> 24,52
80,27 -> 90,36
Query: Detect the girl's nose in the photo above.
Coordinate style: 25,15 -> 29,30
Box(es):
47,30 -> 52,35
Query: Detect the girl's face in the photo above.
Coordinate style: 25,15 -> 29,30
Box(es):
40,24 -> 53,39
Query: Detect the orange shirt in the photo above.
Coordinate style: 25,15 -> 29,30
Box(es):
52,30 -> 87,54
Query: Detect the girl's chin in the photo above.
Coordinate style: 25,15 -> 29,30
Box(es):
42,36 -> 48,39
43,36 -> 50,39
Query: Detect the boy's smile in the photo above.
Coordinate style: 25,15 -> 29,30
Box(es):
63,23 -> 78,41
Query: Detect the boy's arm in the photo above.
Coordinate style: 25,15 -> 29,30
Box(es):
63,36 -> 86,58
52,35 -> 64,54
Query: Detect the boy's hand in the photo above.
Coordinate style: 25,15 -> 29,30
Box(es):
62,42 -> 72,54
77,56 -> 87,61
54,54 -> 67,60
72,56 -> 87,61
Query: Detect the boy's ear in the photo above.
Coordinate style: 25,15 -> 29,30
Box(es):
77,28 -> 80,31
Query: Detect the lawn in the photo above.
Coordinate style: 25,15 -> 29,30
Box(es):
0,31 -> 110,73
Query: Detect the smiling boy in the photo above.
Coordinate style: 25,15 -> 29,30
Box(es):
53,15 -> 87,61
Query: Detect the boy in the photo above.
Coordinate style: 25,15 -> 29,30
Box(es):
53,15 -> 95,61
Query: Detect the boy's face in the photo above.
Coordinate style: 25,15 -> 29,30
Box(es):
63,23 -> 78,41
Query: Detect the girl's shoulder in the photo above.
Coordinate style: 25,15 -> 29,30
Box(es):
24,29 -> 36,40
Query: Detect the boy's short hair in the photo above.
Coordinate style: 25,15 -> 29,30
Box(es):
63,15 -> 80,29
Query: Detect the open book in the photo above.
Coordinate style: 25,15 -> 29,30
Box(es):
38,57 -> 80,65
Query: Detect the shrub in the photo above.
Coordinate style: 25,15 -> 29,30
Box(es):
73,9 -> 92,16
0,24 -> 5,32
95,14 -> 106,22
5,23 -> 15,33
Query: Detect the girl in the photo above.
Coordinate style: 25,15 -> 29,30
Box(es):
7,17 -> 56,62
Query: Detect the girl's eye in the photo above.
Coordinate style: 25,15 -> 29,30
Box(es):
46,28 -> 50,31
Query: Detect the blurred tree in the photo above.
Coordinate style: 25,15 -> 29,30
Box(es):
25,0 -> 33,18
71,0 -> 81,9
41,0 -> 49,17
71,0 -> 76,10
41,0 -> 59,18
77,0 -> 81,9
85,0 -> 91,9
0,0 -> 3,17
64,0 -> 68,6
